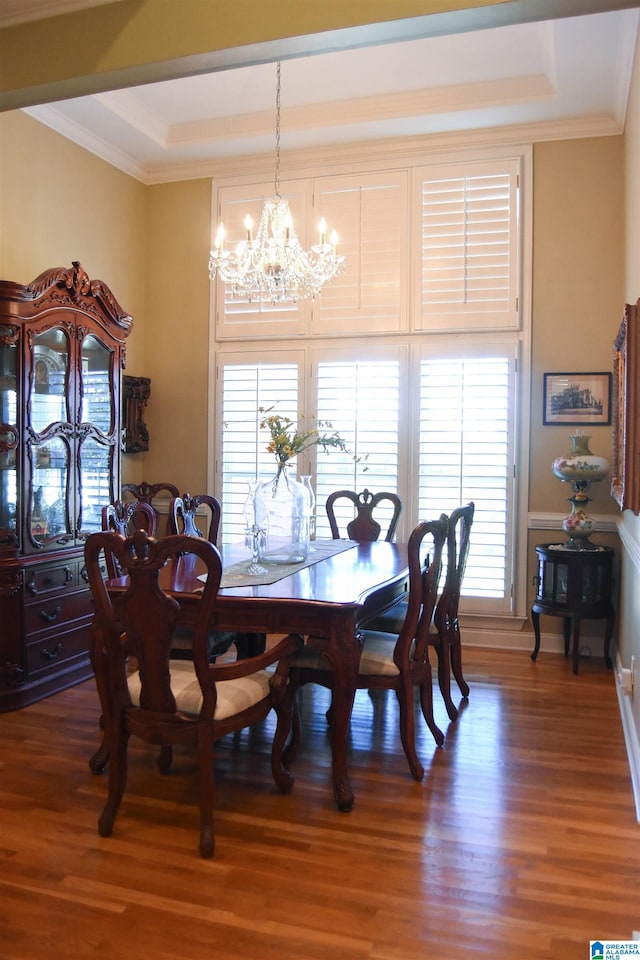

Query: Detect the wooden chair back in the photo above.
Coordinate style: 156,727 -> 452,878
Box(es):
121,481 -> 179,535
168,493 -> 221,544
432,501 -> 475,715
100,500 -> 157,579
326,488 -> 402,542
434,501 -> 475,645
84,529 -> 302,857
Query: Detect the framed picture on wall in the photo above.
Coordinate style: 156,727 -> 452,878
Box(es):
543,372 -> 611,426
611,299 -> 640,513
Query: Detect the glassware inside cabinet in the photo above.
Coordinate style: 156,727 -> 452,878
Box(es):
30,436 -> 70,544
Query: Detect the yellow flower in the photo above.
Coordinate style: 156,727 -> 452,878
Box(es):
258,406 -> 349,463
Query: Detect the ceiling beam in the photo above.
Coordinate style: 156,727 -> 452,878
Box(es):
1,0 -> 637,111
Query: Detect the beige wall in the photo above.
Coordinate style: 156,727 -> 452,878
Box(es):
0,0 -> 548,109
621,28 -> 640,765
0,110 -> 148,487
143,180 -> 213,494
530,136 -> 624,517
526,136 -> 624,639
0,110 -> 147,377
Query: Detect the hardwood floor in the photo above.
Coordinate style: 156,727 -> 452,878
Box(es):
0,646 -> 638,960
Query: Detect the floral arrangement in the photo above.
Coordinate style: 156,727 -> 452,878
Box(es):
259,406 -> 349,464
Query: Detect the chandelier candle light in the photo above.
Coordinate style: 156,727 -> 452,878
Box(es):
208,62 -> 345,303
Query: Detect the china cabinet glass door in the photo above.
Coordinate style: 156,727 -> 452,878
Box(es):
28,327 -> 116,547
78,333 -> 114,535
29,327 -> 71,548
0,333 -> 18,546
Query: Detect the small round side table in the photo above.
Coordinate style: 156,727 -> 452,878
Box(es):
531,542 -> 615,675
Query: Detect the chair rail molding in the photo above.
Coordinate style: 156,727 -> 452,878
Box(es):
528,511 -> 618,533
617,515 -> 640,574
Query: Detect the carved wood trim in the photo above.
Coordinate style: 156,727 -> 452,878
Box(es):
122,375 -> 151,454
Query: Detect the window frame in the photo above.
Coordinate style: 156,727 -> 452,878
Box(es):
209,143 -> 532,620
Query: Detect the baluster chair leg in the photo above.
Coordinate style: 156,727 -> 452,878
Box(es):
197,729 -> 215,859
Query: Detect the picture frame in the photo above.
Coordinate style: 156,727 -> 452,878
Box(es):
543,371 -> 611,426
611,299 -> 640,513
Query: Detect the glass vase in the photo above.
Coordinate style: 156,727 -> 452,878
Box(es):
254,463 -> 311,564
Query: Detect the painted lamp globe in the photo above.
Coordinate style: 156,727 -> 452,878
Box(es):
552,433 -> 609,549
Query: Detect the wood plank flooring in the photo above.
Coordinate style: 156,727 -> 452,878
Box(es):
0,646 -> 638,960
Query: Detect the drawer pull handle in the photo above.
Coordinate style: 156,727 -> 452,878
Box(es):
40,605 -> 61,624
64,566 -> 73,583
41,643 -> 63,661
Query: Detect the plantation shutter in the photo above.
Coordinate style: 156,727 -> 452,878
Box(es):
418,350 -> 515,610
313,356 -> 401,539
218,356 -> 300,542
312,171 -> 408,336
415,159 -> 519,332
213,181 -> 309,340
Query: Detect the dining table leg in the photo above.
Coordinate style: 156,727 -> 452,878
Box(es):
308,616 -> 362,812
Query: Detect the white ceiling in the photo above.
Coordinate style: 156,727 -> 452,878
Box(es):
11,4 -> 640,185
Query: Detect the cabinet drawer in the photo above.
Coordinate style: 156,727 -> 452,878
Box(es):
24,588 -> 93,637
25,560 -> 78,598
25,623 -> 91,679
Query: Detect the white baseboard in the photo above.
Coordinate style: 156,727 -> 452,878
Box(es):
615,651 -> 640,823
461,624 -> 607,659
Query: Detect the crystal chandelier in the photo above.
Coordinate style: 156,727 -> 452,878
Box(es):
208,62 -> 345,303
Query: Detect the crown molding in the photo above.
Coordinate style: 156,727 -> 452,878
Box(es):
23,103 -> 151,182
145,113 -> 623,186
24,97 -> 624,187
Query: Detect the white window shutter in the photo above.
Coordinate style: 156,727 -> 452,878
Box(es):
219,357 -> 300,542
314,357 -> 401,539
312,172 -> 408,336
418,352 -> 514,608
415,159 -> 519,332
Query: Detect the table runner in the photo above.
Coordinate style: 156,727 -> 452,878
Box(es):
198,538 -> 358,589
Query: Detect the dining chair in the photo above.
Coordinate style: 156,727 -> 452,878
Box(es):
365,502 -> 475,721
167,491 -> 266,662
100,500 -> 157,578
325,488 -> 402,542
167,493 -> 221,543
84,528 -> 303,858
286,515 -> 448,781
121,480 -> 179,535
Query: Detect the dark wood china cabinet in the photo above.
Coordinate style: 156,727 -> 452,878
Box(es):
0,262 -> 132,710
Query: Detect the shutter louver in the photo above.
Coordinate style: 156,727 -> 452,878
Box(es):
417,160 -> 518,332
419,356 -> 512,602
220,361 -> 299,542
313,173 -> 408,335
314,359 -> 400,538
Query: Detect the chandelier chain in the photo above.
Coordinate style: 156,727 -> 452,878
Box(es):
275,61 -> 281,197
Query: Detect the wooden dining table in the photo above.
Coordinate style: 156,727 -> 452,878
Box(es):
101,538 -> 409,811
